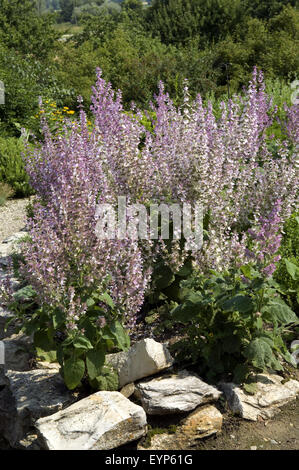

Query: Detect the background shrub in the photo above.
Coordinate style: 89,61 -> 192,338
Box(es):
275,213 -> 299,314
0,137 -> 34,197
0,182 -> 14,206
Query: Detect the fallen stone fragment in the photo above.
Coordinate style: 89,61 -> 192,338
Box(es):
35,361 -> 60,372
135,369 -> 221,415
17,433 -> 41,450
138,405 -> 222,450
106,338 -> 174,388
120,382 -> 135,398
0,369 -> 73,446
36,391 -> 147,450
181,404 -> 223,439
219,373 -> 299,421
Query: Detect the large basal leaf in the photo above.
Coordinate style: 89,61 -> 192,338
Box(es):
245,337 -> 278,370
110,321 -> 130,351
171,299 -> 201,323
63,357 -> 85,390
285,259 -> 299,281
220,295 -> 253,313
265,302 -> 298,325
90,366 -> 119,391
86,348 -> 105,380
34,329 -> 57,363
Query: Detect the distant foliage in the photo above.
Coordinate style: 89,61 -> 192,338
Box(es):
275,213 -> 299,314
0,0 -> 57,59
0,137 -> 34,197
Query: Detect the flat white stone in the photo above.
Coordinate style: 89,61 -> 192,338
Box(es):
219,373 -> 299,421
135,369 -> 221,414
36,391 -> 147,450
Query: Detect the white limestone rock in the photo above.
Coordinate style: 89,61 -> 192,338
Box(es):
181,404 -> 223,438
106,338 -> 174,388
219,373 -> 299,421
135,369 -> 221,415
36,391 -> 147,450
0,369 -> 73,446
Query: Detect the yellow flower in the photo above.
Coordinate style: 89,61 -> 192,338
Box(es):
67,110 -> 75,115
63,106 -> 69,110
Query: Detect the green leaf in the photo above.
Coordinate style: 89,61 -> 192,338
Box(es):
13,285 -> 36,302
265,302 -> 298,325
243,382 -> 258,395
86,348 -> 105,380
255,316 -> 263,330
52,308 -> 64,329
240,265 -> 259,280
89,366 -> 119,391
110,321 -> 130,351
86,297 -> 95,307
285,259 -> 299,281
220,295 -> 254,313
34,329 -> 57,363
171,299 -> 201,323
244,337 -> 277,370
240,264 -> 253,279
63,357 -> 85,390
36,348 -> 57,363
98,292 -> 115,309
101,326 -> 117,340
73,335 -> 93,350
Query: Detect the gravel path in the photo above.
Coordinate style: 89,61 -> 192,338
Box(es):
0,198 -> 30,243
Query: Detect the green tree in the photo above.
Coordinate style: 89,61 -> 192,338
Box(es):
146,0 -> 247,46
244,0 -> 298,20
0,0 -> 57,58
59,0 -> 74,22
